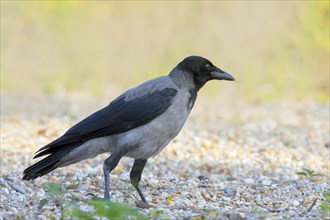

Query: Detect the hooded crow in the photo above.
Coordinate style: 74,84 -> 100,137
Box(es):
23,55 -> 234,205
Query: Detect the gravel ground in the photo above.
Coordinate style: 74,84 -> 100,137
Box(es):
1,92 -> 329,219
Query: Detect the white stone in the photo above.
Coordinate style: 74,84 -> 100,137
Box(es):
261,180 -> 271,186
292,200 -> 299,206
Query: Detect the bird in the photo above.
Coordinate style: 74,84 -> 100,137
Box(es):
23,55 -> 234,206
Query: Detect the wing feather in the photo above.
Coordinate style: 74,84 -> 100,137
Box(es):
34,88 -> 177,158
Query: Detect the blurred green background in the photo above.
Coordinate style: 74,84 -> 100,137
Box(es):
1,1 -> 329,101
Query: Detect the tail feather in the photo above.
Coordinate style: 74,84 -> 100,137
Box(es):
23,143 -> 79,180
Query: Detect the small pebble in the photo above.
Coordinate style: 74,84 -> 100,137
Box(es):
244,178 -> 254,184
36,189 -> 45,197
77,183 -> 89,192
76,174 -> 83,181
149,179 -> 159,188
292,200 -> 300,206
261,180 -> 272,186
11,183 -> 27,194
10,207 -> 18,213
2,187 -> 9,195
198,175 -> 208,181
224,187 -> 235,196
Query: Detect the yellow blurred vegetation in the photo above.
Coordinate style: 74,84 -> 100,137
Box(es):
1,1 -> 329,101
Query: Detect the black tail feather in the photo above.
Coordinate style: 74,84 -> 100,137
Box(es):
23,143 -> 78,180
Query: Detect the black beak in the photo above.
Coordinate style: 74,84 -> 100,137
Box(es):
211,68 -> 235,81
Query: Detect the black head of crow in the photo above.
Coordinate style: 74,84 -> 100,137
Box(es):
23,55 -> 234,207
176,56 -> 234,90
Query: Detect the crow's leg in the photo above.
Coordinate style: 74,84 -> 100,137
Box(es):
103,148 -> 129,200
130,159 -> 148,204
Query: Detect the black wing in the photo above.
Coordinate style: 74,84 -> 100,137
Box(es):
35,88 -> 177,158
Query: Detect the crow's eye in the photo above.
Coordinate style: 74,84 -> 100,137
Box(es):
205,64 -> 211,70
